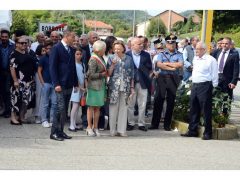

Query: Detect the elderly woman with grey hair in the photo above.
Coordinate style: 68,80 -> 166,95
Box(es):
86,40 -> 107,136
107,40 -> 135,137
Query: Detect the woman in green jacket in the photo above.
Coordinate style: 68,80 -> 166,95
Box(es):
86,40 -> 107,137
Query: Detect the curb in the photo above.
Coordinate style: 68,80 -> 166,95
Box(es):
171,120 -> 239,140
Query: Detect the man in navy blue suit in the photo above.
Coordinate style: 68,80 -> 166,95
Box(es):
49,30 -> 78,141
126,37 -> 152,131
212,37 -> 239,115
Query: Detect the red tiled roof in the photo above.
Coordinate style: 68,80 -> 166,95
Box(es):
85,20 -> 113,30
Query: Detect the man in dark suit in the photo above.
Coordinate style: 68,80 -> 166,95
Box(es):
49,30 -> 78,141
0,29 -> 15,118
80,32 -> 99,71
212,37 -> 239,115
126,37 -> 152,131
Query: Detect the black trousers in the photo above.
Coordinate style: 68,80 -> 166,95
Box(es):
0,70 -> 11,114
51,88 -> 72,135
218,74 -> 233,114
188,81 -> 213,136
151,75 -> 178,129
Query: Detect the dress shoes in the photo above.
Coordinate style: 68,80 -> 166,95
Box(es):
60,132 -> 72,139
138,126 -> 148,131
164,127 -> 172,131
50,134 -> 64,141
202,134 -> 212,140
68,128 -> 77,132
127,125 -> 134,131
148,125 -> 158,130
10,120 -> 22,125
181,131 -> 198,137
75,127 -> 82,131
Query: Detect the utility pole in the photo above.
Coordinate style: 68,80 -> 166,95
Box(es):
168,10 -> 172,33
133,10 -> 135,37
94,16 -> 96,32
82,13 -> 85,34
144,10 -> 147,36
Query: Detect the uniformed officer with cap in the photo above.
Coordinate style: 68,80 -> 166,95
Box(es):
149,34 -> 183,131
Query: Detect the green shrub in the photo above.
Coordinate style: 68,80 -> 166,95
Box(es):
173,82 -> 231,128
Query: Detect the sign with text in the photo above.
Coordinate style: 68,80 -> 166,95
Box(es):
39,22 -> 67,34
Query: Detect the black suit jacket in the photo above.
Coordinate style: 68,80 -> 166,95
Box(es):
81,44 -> 91,71
126,50 -> 152,89
49,42 -> 78,89
212,49 -> 239,85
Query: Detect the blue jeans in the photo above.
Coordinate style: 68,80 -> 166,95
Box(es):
40,83 -> 57,123
183,69 -> 192,82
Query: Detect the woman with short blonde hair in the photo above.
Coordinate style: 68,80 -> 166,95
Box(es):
86,40 -> 107,136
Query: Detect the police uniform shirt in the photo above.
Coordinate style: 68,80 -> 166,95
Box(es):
156,49 -> 183,75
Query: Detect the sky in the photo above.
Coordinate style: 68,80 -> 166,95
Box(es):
147,10 -> 183,16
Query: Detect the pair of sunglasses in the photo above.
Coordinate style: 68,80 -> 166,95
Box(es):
18,42 -> 27,45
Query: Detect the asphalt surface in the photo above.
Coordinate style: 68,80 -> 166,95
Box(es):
0,86 -> 240,170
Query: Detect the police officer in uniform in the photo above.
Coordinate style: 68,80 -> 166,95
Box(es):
149,35 -> 183,131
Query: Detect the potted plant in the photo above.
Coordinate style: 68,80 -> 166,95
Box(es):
212,87 -> 232,128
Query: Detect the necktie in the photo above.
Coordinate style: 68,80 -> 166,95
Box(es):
219,51 -> 226,73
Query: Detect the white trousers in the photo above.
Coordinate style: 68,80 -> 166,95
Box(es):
109,92 -> 128,135
127,83 -> 148,126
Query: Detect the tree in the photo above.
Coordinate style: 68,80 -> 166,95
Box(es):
194,10 -> 240,33
146,17 -> 166,38
172,21 -> 185,34
11,11 -> 30,35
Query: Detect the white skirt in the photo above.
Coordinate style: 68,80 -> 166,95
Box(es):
70,88 -> 82,103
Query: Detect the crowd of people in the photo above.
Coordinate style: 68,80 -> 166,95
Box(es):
0,27 -> 239,141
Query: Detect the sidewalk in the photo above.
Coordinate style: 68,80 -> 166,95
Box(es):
0,87 -> 240,170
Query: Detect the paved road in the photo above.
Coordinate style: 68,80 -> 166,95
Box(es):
1,86 -> 240,170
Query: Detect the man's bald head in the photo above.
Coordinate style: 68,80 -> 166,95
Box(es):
131,37 -> 143,53
87,31 -> 99,45
50,31 -> 60,44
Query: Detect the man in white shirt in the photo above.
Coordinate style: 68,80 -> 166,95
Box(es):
181,42 -> 218,140
30,32 -> 45,52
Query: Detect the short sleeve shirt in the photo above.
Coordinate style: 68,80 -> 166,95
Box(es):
38,55 -> 52,84
157,49 -> 183,75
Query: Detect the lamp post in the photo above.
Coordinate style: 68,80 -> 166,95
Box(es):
133,10 -> 136,37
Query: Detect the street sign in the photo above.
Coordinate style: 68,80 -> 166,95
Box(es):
38,22 -> 67,34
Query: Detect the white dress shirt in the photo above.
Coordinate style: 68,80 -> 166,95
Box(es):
89,44 -> 93,53
61,39 -> 68,51
192,54 -> 218,87
30,41 -> 39,52
217,49 -> 230,73
132,51 -> 141,68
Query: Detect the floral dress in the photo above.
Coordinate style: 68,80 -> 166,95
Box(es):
9,50 -> 36,114
107,54 -> 134,105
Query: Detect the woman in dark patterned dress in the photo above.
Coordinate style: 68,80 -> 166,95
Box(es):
9,36 -> 36,125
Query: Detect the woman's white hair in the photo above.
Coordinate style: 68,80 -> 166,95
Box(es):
93,40 -> 106,52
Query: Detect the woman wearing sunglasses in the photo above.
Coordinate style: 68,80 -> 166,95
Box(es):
9,36 -> 36,125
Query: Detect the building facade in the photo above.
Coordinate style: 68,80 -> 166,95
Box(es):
85,20 -> 113,36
